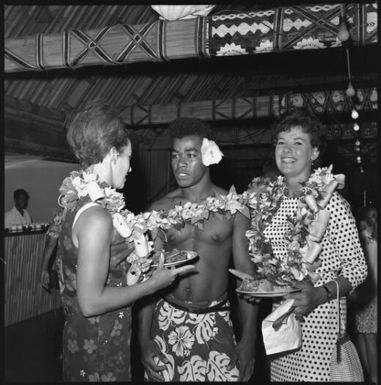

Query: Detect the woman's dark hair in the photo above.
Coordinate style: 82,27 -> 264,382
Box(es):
167,117 -> 212,140
66,102 -> 130,169
272,108 -> 323,151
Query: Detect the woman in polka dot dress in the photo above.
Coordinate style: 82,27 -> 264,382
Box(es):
265,108 -> 367,382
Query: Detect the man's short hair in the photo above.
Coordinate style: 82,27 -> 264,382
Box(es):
14,189 -> 29,200
167,117 -> 212,140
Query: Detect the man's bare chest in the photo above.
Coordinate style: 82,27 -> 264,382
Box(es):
166,214 -> 233,245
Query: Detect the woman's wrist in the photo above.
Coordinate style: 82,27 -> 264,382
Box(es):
321,281 -> 337,301
139,276 -> 158,296
317,285 -> 329,305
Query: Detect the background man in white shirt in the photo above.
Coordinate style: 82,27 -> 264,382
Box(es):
5,189 -> 32,227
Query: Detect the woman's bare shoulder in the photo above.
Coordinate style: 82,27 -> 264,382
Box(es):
76,205 -> 112,229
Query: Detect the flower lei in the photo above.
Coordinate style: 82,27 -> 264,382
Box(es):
53,171 -> 249,266
56,171 -> 175,243
53,166 -> 344,287
243,165 -> 345,287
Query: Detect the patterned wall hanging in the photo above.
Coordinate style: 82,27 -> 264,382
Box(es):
4,3 -> 377,72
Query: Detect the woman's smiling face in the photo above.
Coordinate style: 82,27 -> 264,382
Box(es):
275,126 -> 319,181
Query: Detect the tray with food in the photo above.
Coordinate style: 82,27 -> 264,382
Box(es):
229,269 -> 300,297
151,249 -> 198,267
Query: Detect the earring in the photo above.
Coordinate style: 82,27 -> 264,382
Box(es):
111,149 -> 118,164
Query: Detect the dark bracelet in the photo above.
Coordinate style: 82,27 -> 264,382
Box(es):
321,284 -> 335,302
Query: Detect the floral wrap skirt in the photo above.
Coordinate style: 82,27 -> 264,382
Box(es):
62,305 -> 132,382
147,296 -> 239,382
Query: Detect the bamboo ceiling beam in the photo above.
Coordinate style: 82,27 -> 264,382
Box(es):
120,87 -> 378,126
4,138 -> 75,162
5,95 -> 66,126
4,3 -> 377,73
4,113 -> 73,161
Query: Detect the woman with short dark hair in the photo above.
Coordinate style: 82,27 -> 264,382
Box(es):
262,108 -> 367,381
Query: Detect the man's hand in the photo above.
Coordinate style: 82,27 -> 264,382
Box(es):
140,338 -> 168,382
227,338 -> 256,381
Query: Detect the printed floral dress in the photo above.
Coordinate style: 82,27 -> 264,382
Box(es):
58,198 -> 132,382
353,229 -> 377,334
264,191 -> 367,382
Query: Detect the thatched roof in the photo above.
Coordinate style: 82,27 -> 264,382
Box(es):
4,4 -> 378,167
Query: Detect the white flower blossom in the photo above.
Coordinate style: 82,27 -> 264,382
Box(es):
201,138 -> 223,166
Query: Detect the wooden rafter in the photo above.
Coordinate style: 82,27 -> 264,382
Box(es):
120,87 -> 378,126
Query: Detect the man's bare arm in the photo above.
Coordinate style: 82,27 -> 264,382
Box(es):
231,212 -> 258,381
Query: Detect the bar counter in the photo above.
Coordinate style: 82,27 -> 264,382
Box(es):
4,230 -> 61,326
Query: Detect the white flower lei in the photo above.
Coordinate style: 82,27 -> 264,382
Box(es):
53,172 -> 249,260
52,167 -> 344,286
243,165 -> 345,286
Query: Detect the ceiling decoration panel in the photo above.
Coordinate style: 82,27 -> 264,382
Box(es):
5,4 -> 377,73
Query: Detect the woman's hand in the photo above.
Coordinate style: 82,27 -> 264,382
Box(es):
148,253 -> 195,291
285,280 -> 325,321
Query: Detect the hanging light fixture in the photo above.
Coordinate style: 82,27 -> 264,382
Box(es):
345,46 -> 355,97
356,155 -> 362,164
353,122 -> 360,131
346,81 -> 355,97
338,22 -> 350,42
341,4 -> 355,100
151,5 -> 215,20
338,5 -> 350,42
351,109 -> 359,119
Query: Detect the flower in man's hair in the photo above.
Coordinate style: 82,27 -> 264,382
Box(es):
201,138 -> 223,166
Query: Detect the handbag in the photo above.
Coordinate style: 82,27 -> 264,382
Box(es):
329,279 -> 364,382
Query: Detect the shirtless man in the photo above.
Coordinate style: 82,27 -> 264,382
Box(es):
138,118 -> 258,382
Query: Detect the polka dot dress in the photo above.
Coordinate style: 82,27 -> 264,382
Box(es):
264,191 -> 367,382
